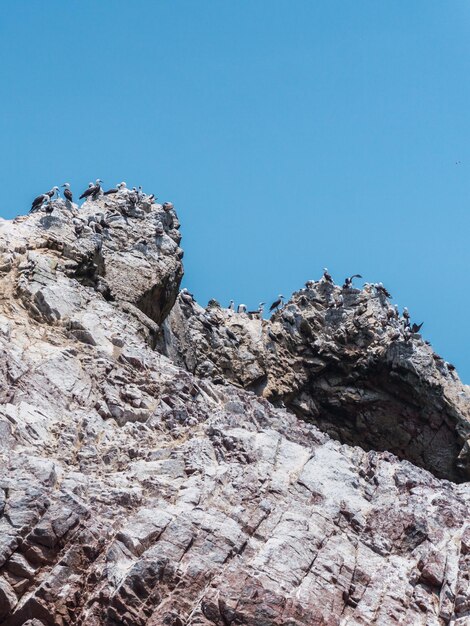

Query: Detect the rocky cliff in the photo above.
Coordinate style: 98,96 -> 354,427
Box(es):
0,191 -> 469,626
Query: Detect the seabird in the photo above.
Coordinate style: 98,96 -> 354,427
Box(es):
30,193 -> 49,212
403,307 -> 410,321
269,294 -> 285,312
46,186 -> 60,199
237,304 -> 247,314
162,202 -> 174,212
228,300 -> 235,310
44,198 -> 54,214
322,268 -> 333,283
79,178 -> 103,200
342,274 -> 362,288
104,182 -> 125,196
62,183 -> 73,203
91,179 -> 103,199
155,221 -> 164,236
180,288 -> 194,305
248,302 -> 265,317
375,283 -> 392,298
411,322 -> 423,333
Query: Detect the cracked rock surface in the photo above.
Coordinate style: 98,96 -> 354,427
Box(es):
161,284 -> 470,483
0,193 -> 469,625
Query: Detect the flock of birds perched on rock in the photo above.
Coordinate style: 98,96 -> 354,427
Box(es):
28,181 -> 426,354
28,180 -> 178,246
30,180 -> 156,214
216,268 -> 423,334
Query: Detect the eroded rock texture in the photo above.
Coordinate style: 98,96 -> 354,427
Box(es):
161,285 -> 470,483
0,191 -> 469,625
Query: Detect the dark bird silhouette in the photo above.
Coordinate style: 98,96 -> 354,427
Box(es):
104,182 -> 126,195
31,186 -> 59,212
411,322 -> 423,333
342,274 -> 362,288
30,194 -> 49,212
375,283 -> 391,298
322,268 -> 333,283
269,294 -> 284,312
79,179 -> 103,201
62,183 -> 73,202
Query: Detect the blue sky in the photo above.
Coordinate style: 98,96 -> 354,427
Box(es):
1,1 -> 469,381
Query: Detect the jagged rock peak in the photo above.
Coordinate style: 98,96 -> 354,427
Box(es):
0,192 -> 469,625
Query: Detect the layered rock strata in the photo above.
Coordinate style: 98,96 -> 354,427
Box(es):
0,192 -> 468,625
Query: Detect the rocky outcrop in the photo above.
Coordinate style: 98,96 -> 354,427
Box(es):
0,191 -> 469,625
161,283 -> 470,483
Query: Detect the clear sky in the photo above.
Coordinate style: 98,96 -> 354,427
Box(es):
1,1 -> 469,381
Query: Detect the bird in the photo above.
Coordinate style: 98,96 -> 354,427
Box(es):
45,186 -> 60,199
79,182 -> 97,200
44,198 -> 54,214
248,302 -> 265,317
375,283 -> 391,298
30,193 -> 49,212
411,322 -> 423,333
62,183 -> 73,203
342,274 -> 362,288
91,179 -> 103,199
237,304 -> 247,314
180,288 -> 194,305
322,268 -> 333,283
79,179 -> 103,201
269,294 -> 285,312
402,307 -> 411,329
104,182 -> 126,196
228,300 -> 235,311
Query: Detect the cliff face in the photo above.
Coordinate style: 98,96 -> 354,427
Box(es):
0,193 -> 469,626
161,285 -> 470,483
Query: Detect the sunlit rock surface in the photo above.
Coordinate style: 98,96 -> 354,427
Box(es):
0,192 -> 469,625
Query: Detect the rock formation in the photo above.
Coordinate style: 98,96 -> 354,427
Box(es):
0,191 -> 469,625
